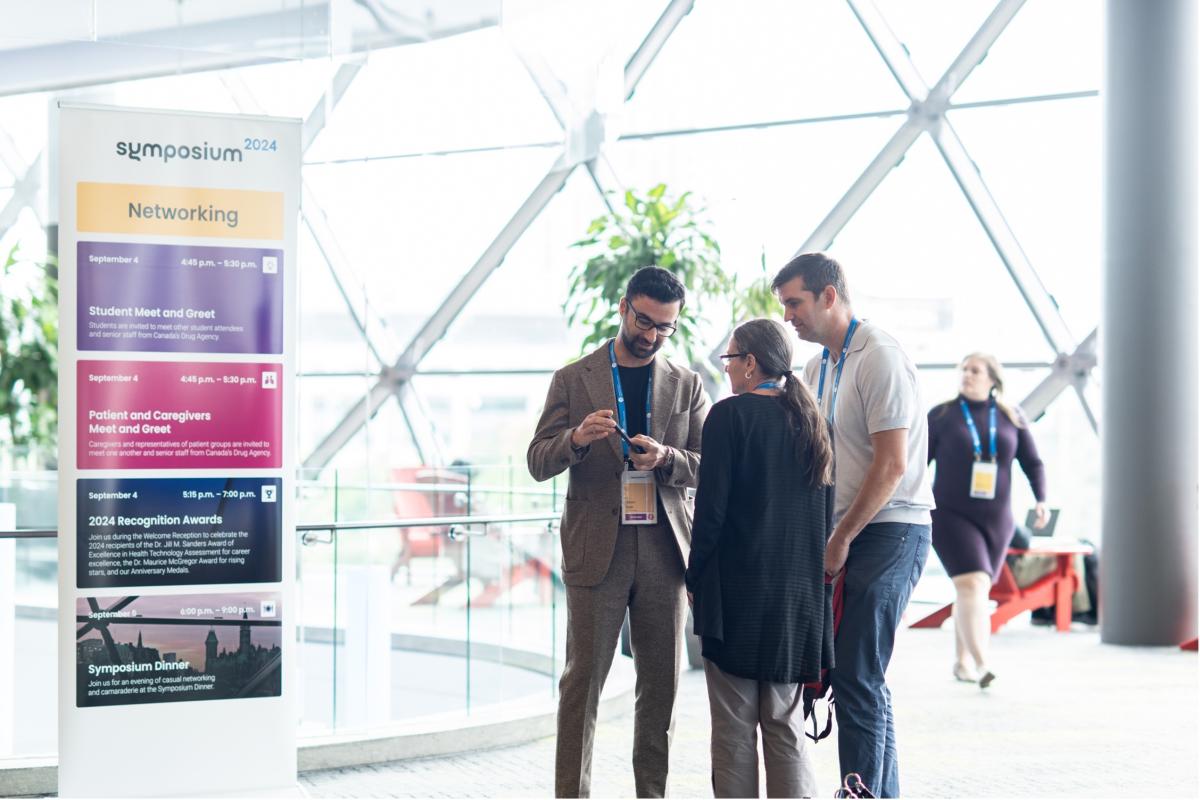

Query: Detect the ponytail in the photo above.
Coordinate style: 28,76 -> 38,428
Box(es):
780,371 -> 834,488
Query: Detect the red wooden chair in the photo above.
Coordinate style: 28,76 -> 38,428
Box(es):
910,542 -> 1092,633
389,466 -> 467,585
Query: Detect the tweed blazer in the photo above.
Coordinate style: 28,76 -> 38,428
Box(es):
527,342 -> 710,587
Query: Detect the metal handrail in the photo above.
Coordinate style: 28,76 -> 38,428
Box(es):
296,479 -> 558,496
0,512 -> 562,540
296,512 -> 560,531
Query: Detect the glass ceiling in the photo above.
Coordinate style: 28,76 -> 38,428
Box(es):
0,0 -> 1105,533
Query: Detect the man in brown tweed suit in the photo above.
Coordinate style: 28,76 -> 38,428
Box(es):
528,267 -> 709,798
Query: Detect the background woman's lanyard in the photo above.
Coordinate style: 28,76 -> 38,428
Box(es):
816,318 -> 859,423
754,381 -> 782,390
958,397 -> 997,462
609,339 -> 653,462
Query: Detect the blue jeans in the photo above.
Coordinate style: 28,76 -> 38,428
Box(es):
830,522 -> 930,799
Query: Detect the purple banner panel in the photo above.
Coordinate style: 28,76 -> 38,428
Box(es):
78,241 -> 283,354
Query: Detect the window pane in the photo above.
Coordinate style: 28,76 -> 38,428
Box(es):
872,0 -> 998,87
304,29 -> 561,163
302,146 -> 561,347
622,0 -> 909,136
821,134 -> 1055,365
953,1 -> 1101,104
946,99 -> 1100,338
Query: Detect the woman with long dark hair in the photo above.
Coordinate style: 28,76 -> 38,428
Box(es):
928,352 -> 1048,688
685,318 -> 834,798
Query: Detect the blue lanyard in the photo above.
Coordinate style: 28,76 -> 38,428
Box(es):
816,318 -> 859,423
754,381 -> 781,390
609,339 -> 653,461
958,397 -> 997,462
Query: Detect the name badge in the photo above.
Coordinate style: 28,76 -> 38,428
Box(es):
621,469 -> 658,525
970,461 -> 998,500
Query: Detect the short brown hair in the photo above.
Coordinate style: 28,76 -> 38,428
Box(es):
771,252 -> 851,307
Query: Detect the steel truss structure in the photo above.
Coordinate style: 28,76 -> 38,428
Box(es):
0,0 -> 1101,471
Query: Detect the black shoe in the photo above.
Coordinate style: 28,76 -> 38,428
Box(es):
1030,608 -> 1055,626
1072,611 -> 1098,626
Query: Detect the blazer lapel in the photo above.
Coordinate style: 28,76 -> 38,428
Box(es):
581,342 -> 624,464
650,357 -> 678,443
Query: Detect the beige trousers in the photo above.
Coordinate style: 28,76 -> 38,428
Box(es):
555,525 -> 687,798
703,659 -> 818,799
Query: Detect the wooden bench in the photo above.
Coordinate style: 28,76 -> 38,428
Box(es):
910,540 -> 1094,633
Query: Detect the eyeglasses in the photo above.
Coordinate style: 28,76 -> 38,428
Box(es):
626,300 -> 678,337
719,353 -> 748,361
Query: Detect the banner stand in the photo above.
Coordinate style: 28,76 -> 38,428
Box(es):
57,103 -> 299,798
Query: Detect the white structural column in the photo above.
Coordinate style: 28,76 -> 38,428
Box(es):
1101,0 -> 1197,645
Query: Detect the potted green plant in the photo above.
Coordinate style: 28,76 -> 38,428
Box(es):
565,184 -> 779,375
0,243 -> 58,466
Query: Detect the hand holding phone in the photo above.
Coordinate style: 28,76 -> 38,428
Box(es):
612,423 -> 647,454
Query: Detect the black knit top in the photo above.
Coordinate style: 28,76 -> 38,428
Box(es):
685,393 -> 834,684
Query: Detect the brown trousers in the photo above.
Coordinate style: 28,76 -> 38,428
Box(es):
555,525 -> 687,798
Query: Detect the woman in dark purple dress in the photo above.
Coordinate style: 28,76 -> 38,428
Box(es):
927,353 -> 1048,688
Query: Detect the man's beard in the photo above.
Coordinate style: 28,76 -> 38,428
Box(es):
621,328 -> 662,359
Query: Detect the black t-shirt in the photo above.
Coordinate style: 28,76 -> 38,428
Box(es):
615,361 -> 667,523
616,363 -> 652,439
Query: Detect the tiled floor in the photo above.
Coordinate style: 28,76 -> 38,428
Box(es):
301,617 -> 1199,798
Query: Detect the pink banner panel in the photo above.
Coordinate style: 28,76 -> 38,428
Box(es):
77,360 -> 282,469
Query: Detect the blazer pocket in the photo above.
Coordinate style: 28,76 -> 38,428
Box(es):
560,498 -> 588,572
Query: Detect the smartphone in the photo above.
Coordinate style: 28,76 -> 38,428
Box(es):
612,423 -> 647,454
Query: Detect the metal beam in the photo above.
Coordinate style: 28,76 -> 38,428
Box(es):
1018,328 -> 1098,430
218,54 -> 423,457
395,384 -> 442,465
799,117 -> 924,254
0,153 -> 42,234
928,0 -> 1027,104
300,183 -> 398,366
302,90 -> 1099,165
795,0 -> 1025,257
850,0 -> 1074,357
303,165 -> 575,469
0,2 -> 501,98
929,120 -> 1075,354
302,62 -> 365,152
0,131 -> 27,179
624,0 -> 696,99
304,0 -> 693,470
222,59 -> 397,367
710,0 -> 1046,372
846,0 -> 929,102
296,62 -> 402,366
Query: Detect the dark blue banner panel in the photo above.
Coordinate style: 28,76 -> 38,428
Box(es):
77,478 -> 282,588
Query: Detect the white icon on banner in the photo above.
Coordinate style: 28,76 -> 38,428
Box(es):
262,256 -> 278,274
261,600 -> 277,618
261,485 -> 277,503
261,371 -> 278,389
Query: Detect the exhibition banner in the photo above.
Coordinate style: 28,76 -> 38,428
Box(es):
77,359 -> 283,469
78,241 -> 284,354
76,592 -> 282,707
58,104 -> 299,798
77,478 -> 282,588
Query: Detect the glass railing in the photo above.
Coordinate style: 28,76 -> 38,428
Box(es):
0,464 -> 566,759
294,512 -> 564,738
